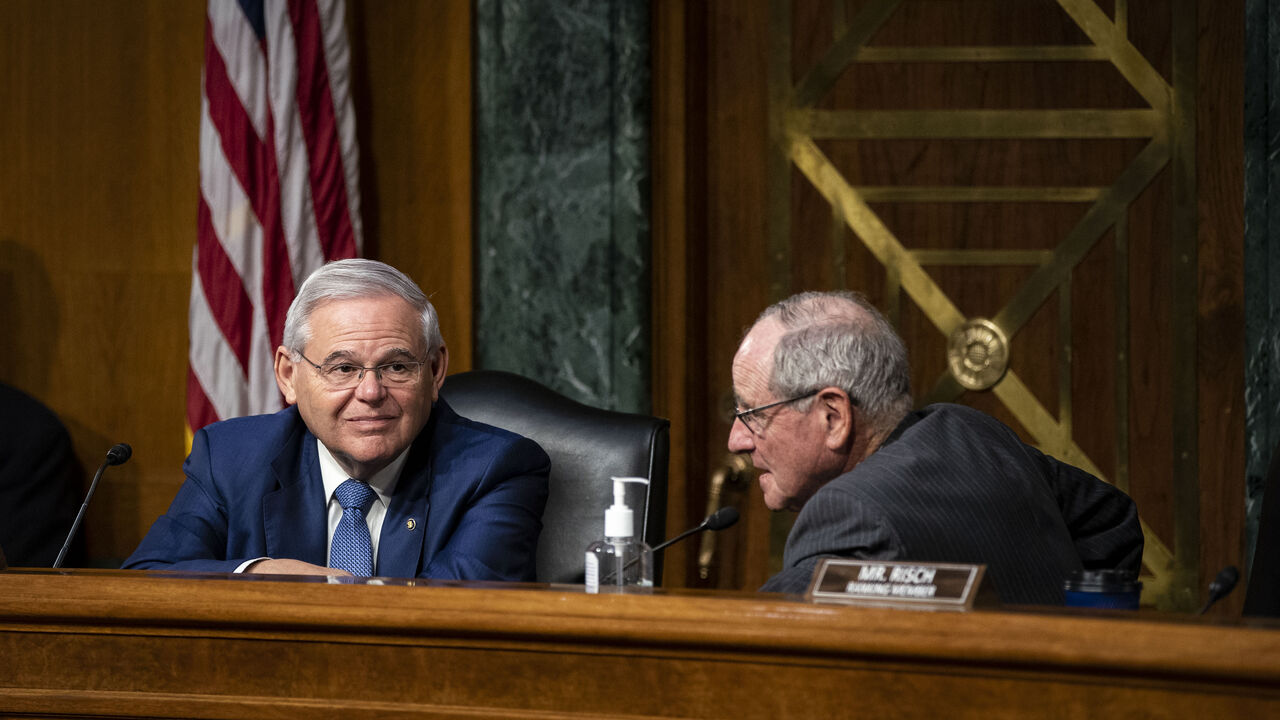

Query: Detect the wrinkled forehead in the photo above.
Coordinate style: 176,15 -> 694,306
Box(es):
732,318 -> 785,399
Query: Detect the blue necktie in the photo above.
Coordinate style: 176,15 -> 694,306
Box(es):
331,479 -> 377,576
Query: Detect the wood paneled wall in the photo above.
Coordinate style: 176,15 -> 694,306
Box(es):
653,0 -> 1245,608
350,1 -> 473,371
0,1 -> 473,566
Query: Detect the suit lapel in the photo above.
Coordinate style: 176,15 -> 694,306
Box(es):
262,429 -> 328,566
377,429 -> 432,578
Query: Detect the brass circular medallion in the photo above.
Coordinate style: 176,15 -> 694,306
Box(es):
946,318 -> 1010,391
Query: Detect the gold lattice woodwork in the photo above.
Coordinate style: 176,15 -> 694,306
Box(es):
769,0 -> 1195,607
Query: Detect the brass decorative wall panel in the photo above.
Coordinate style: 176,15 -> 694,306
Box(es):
769,0 -> 1195,607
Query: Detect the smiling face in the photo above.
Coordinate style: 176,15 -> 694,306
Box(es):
727,317 -> 842,512
274,294 -> 447,480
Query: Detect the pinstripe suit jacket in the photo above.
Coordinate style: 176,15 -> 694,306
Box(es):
760,404 -> 1142,605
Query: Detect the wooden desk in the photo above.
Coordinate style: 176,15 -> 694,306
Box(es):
0,569 -> 1277,718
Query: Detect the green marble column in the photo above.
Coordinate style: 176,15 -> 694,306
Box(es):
474,0 -> 651,413
1245,0 -> 1280,569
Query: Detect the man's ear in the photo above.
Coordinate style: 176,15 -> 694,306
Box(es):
428,344 -> 450,401
817,387 -> 855,450
274,346 -> 299,405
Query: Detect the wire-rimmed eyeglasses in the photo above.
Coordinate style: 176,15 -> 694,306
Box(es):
297,353 -> 427,389
732,389 -> 819,434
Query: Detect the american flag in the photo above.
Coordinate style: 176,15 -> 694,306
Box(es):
188,0 -> 362,431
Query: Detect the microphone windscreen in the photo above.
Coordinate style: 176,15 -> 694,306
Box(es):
705,506 -> 740,531
1211,566 -> 1239,595
106,443 -> 132,466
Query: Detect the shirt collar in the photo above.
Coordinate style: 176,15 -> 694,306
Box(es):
317,442 -> 409,508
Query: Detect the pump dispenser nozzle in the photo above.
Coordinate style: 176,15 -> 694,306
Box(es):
605,476 -> 648,539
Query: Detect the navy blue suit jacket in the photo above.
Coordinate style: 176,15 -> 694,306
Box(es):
123,399 -> 549,581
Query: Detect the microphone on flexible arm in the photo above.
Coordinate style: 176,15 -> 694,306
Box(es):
652,506 -> 740,555
52,443 -> 131,569
603,507 -> 740,583
1198,565 -> 1240,615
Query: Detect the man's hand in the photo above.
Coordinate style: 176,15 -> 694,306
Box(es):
244,558 -> 351,577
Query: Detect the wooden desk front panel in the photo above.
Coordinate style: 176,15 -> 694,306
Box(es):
0,571 -> 1277,719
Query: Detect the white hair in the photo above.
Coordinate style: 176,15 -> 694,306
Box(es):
756,290 -> 913,432
282,259 -> 444,357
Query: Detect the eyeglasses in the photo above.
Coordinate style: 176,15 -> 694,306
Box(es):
297,353 -> 427,389
733,389 -> 819,435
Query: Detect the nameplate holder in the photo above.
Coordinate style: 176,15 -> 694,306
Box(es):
806,559 -> 986,611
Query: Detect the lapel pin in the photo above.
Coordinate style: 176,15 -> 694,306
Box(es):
405,519 -> 417,531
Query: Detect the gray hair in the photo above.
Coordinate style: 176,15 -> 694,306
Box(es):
757,291 -> 913,432
282,259 -> 444,358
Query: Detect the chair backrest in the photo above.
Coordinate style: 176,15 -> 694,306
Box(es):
440,370 -> 670,585
1246,440 -> 1280,616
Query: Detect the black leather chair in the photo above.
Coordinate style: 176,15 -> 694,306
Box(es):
441,370 -> 670,585
1246,440 -> 1280,616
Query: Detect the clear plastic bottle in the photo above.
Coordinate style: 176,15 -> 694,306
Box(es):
585,477 -> 654,593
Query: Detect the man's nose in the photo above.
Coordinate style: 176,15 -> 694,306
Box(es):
354,367 -> 388,401
727,417 -> 754,453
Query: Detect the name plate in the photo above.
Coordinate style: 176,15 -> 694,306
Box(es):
806,559 -> 986,611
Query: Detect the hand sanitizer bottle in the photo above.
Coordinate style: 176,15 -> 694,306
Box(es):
584,477 -> 654,593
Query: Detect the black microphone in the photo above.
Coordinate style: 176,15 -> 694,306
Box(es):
106,443 -> 131,466
1198,565 -> 1240,615
53,443 -> 131,569
602,507 -> 740,583
652,506 -> 740,555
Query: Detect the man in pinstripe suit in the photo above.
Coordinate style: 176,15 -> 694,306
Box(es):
728,291 -> 1142,605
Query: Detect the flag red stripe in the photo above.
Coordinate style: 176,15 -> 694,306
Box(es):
202,18 -> 294,348
186,366 -> 220,434
203,20 -> 273,242
196,197 -> 255,374
257,108 -> 296,349
287,0 -> 357,261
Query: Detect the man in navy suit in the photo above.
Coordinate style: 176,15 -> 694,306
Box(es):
124,259 -> 548,580
728,291 -> 1142,604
